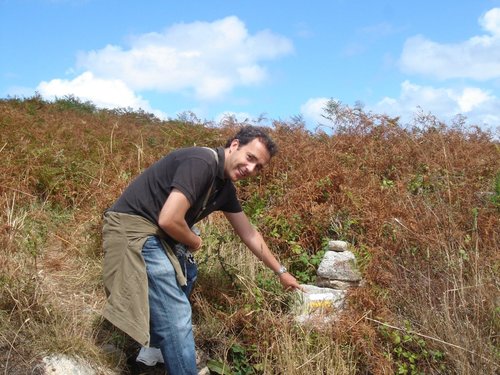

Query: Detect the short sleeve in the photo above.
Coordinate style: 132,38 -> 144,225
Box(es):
170,157 -> 213,205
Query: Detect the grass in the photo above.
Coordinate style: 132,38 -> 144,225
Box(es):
0,95 -> 499,374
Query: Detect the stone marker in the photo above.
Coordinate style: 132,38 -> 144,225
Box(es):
293,284 -> 346,324
292,240 -> 363,325
328,240 -> 349,252
317,251 -> 361,282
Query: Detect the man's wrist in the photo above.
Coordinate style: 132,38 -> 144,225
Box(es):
274,265 -> 288,276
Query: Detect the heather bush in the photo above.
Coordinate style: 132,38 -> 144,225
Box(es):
0,96 -> 498,374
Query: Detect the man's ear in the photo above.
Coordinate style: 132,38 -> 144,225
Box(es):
230,139 -> 240,149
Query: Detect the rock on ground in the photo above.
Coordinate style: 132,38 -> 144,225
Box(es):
38,354 -> 111,375
317,251 -> 361,281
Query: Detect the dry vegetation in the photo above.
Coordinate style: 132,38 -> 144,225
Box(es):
0,95 -> 498,374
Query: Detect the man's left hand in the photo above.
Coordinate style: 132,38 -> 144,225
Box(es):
279,272 -> 305,292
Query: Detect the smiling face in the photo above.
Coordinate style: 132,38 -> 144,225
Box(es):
224,138 -> 272,182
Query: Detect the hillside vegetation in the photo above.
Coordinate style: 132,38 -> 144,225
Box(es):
0,96 -> 499,374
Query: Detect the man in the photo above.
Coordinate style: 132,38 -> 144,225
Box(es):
102,126 -> 301,375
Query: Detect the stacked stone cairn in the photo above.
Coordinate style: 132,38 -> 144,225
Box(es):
293,240 -> 362,324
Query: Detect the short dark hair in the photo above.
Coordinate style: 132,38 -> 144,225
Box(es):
225,126 -> 278,157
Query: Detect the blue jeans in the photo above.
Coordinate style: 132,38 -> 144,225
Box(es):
142,236 -> 198,375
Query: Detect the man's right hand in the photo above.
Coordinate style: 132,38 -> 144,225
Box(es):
189,236 -> 202,252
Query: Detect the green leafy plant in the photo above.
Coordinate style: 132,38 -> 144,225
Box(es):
379,321 -> 446,374
229,344 -> 259,375
492,171 -> 500,208
264,215 -> 301,243
328,212 -> 362,243
54,95 -> 97,114
288,241 -> 325,284
207,344 -> 261,375
381,177 -> 395,189
352,243 -> 371,273
242,193 -> 268,222
316,176 -> 334,201
207,359 -> 233,375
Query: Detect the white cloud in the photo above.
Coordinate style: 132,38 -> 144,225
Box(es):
300,97 -> 330,125
37,71 -> 167,118
399,8 -> 500,80
456,87 -> 493,112
480,7 -> 500,35
237,65 -> 267,85
75,16 -> 293,100
371,80 -> 499,127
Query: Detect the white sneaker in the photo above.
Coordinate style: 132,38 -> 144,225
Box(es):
136,346 -> 164,366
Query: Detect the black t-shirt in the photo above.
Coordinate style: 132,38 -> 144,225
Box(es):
109,146 -> 242,228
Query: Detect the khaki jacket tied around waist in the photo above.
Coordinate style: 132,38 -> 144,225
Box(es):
102,211 -> 186,347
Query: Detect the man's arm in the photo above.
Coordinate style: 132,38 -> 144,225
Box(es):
158,189 -> 202,251
224,211 -> 302,290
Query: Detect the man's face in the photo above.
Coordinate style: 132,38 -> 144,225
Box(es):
225,138 -> 271,182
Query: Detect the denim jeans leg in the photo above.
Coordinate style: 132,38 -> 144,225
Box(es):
142,236 -> 198,375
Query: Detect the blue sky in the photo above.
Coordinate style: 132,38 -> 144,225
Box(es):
1,0 -> 500,133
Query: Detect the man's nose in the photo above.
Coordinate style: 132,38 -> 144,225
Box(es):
247,163 -> 257,174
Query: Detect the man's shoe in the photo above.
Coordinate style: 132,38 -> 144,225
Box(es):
136,346 -> 164,366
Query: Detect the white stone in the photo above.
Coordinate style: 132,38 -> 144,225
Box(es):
40,355 -> 105,375
328,240 -> 349,252
292,284 -> 346,324
317,251 -> 361,281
